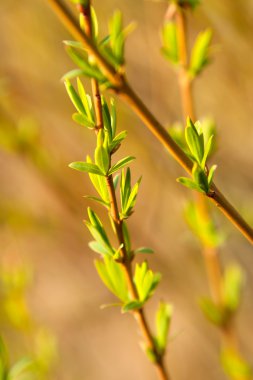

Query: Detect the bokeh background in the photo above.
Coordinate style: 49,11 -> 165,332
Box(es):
0,0 -> 253,379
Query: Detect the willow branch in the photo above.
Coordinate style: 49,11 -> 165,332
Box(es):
175,6 -> 247,377
46,0 -> 253,244
79,3 -> 170,379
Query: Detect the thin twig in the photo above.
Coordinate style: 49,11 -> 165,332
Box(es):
78,2 -> 170,379
46,0 -> 253,244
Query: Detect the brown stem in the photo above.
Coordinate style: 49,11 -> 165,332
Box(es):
46,0 -> 253,244
175,8 -> 195,120
79,3 -> 170,379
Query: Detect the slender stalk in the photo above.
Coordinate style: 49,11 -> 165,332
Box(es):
78,3 -> 170,379
46,0 -> 253,244
175,6 -> 246,377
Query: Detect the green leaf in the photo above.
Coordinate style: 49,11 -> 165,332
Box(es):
185,118 -> 204,164
90,6 -> 99,41
69,161 -> 103,175
221,349 -> 252,380
192,164 -> 209,193
177,177 -> 205,193
109,156 -> 135,175
145,347 -> 157,363
208,164 -> 217,186
199,297 -> 226,326
134,247 -> 154,254
72,113 -> 95,129
87,156 -> 110,202
95,257 -> 129,302
124,177 -> 142,216
62,69 -> 85,81
101,98 -> 112,140
86,208 -> 114,255
95,145 -> 109,175
222,264 -> 244,312
155,302 -> 173,354
120,168 -> 131,214
110,98 -> 117,138
134,262 -> 161,303
63,40 -> 85,50
66,47 -> 105,81
77,78 -> 94,122
113,174 -> 120,190
122,221 -> 131,254
109,11 -> 124,65
122,300 -> 143,313
161,22 -> 179,64
189,29 -> 212,77
65,80 -> 86,114
84,195 -> 109,209
110,130 -> 127,152
89,241 -> 112,256
201,134 -> 214,168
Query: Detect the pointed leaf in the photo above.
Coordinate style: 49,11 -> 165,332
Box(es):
69,162 -> 103,175
109,156 -> 135,175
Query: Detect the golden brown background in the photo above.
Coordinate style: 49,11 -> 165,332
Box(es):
0,0 -> 253,379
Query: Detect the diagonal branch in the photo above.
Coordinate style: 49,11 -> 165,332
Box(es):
46,0 -> 253,245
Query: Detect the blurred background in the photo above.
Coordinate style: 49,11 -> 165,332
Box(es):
0,0 -> 253,379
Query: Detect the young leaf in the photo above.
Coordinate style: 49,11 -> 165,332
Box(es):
199,297 -> 226,326
155,302 -> 173,354
69,161 -> 103,175
66,47 -> 105,81
77,78 -> 94,122
185,118 -> 204,164
201,134 -> 214,168
90,6 -> 99,41
124,177 -> 142,216
72,113 -> 95,129
113,174 -> 120,190
109,156 -> 135,175
65,80 -> 85,114
192,164 -> 209,193
122,221 -> 131,255
177,177 -> 205,193
95,145 -> 110,175
189,29 -> 212,77
122,300 -> 143,313
207,164 -> 217,186
62,69 -> 85,81
89,241 -> 112,256
221,349 -> 252,380
222,265 -> 244,312
86,208 -> 114,255
134,262 -> 161,303
95,257 -> 129,302
134,247 -> 154,255
161,22 -> 179,65
84,195 -> 109,209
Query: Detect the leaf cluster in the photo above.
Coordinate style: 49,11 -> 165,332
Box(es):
177,118 -> 217,194
64,9 -> 135,87
161,20 -> 212,79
